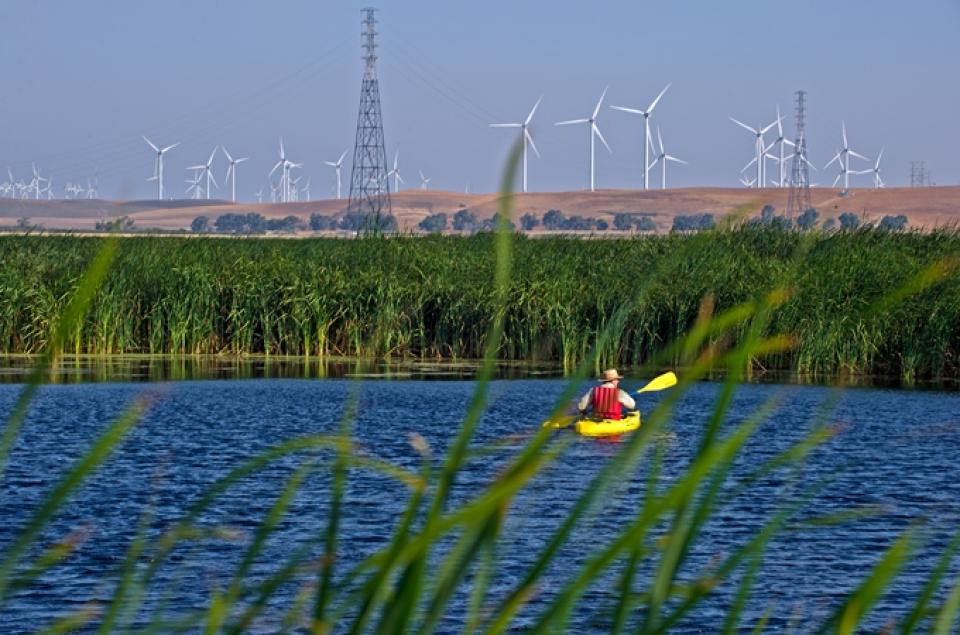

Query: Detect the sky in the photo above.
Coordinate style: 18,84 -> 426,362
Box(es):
0,0 -> 957,201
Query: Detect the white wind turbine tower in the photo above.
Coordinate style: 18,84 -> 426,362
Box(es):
324,150 -> 348,199
387,150 -> 404,193
222,146 -> 248,202
556,87 -> 612,192
649,127 -> 687,189
419,169 -> 431,190
769,106 -> 795,187
143,136 -> 179,200
490,96 -> 542,193
853,147 -> 885,188
187,147 -> 219,199
610,82 -> 671,190
825,122 -> 869,190
730,116 -> 780,189
270,138 -> 289,203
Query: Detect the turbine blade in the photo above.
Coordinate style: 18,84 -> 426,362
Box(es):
593,123 -> 612,154
525,129 -> 540,158
161,142 -> 179,153
490,123 -> 522,128
730,117 -> 758,134
842,121 -> 848,148
592,86 -> 608,120
741,157 -> 757,172
338,150 -> 347,164
760,117 -> 780,135
555,118 -> 589,126
849,150 -> 869,161
824,152 -> 841,168
646,82 -> 671,113
222,146 -> 233,163
142,136 -> 159,153
666,155 -> 687,164
875,147 -> 884,167
610,105 -> 645,115
525,95 -> 543,126
656,126 -> 664,154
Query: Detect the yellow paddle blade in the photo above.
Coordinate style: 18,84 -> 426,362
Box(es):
542,414 -> 578,429
636,371 -> 678,394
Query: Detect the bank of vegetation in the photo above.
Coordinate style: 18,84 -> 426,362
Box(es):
1,227 -> 957,380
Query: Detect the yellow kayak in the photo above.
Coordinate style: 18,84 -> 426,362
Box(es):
575,410 -> 641,437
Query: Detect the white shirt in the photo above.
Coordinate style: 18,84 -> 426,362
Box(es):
578,381 -> 636,413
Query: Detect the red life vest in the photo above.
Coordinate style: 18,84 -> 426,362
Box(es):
592,385 -> 622,420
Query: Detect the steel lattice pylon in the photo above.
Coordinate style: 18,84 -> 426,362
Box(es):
786,90 -> 812,221
346,8 -> 391,234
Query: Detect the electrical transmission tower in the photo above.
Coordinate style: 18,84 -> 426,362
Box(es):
786,90 -> 811,221
346,8 -> 391,233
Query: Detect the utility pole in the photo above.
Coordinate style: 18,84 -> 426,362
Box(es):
346,8 -> 392,234
786,90 -> 811,221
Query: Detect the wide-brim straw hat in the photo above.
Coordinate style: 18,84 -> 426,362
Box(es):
598,368 -> 624,382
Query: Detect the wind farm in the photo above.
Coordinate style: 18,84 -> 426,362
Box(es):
0,5 -> 953,235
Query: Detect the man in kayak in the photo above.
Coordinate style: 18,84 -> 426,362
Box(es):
578,368 -> 636,420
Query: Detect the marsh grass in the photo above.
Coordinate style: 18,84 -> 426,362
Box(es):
1,225 -> 959,383
2,146 -> 960,632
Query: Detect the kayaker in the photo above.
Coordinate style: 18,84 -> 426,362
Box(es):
578,368 -> 636,420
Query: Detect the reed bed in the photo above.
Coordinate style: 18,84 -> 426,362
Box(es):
1,227 -> 958,380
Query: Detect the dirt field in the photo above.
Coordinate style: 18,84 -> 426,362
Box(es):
1,186 -> 957,233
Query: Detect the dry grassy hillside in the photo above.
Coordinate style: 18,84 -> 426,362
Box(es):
1,186 -> 957,233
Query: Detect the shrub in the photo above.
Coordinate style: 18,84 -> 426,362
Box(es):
452,210 -> 480,232
796,208 -> 819,230
879,215 -> 908,231
190,216 -> 210,233
215,213 -> 266,234
310,214 -> 337,231
520,213 -> 539,231
839,212 -> 860,230
672,213 -> 715,232
418,213 -> 448,233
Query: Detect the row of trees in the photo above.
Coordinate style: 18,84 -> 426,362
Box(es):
751,206 -> 909,232
417,209 -> 662,233
191,208 -> 910,235
190,212 -> 399,234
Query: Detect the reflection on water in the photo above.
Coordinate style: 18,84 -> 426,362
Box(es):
0,355 -> 955,391
0,356 -> 564,384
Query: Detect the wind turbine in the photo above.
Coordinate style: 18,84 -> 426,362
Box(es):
490,96 -> 542,193
270,138 -> 289,203
769,106 -> 795,187
419,169 -> 431,190
187,147 -> 219,199
387,149 -> 404,193
730,116 -> 780,189
222,146 -> 248,202
648,127 -> 687,190
824,122 -> 869,190
556,87 -> 612,192
853,147 -> 885,188
143,136 -> 179,200
324,150 -> 348,199
610,82 -> 671,190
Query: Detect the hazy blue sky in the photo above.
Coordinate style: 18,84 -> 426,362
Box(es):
0,0 -> 957,200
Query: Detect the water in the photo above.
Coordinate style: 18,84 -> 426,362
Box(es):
1,377 -> 959,632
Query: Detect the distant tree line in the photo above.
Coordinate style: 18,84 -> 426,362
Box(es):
189,207 -> 910,235
745,205 -> 909,232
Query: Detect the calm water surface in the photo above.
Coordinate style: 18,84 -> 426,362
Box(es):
1,377 -> 959,632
